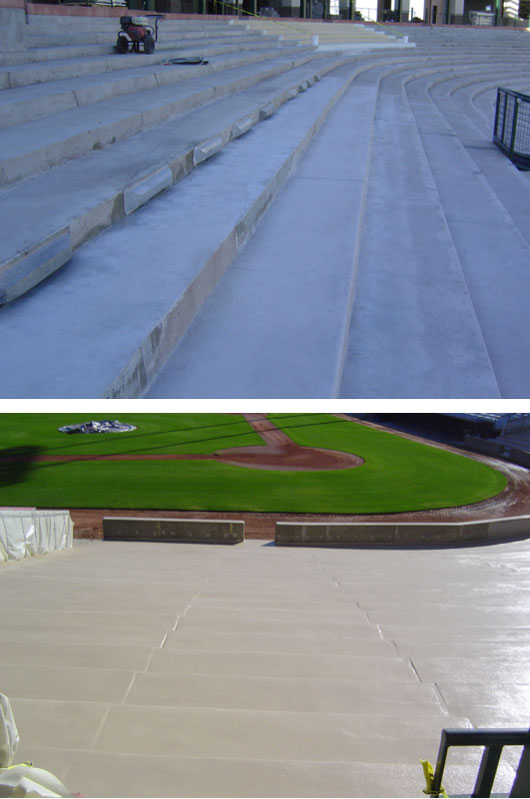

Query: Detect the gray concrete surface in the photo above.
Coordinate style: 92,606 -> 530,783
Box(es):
1,536 -> 529,797
145,39 -> 530,399
103,516 -> 245,543
1,20 -> 530,398
275,515 -> 530,545
0,61 -> 362,398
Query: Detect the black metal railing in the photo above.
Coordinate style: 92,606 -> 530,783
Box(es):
424,727 -> 530,798
493,87 -> 530,171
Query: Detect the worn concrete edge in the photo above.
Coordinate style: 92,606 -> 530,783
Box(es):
103,63 -> 361,398
0,227 -> 72,305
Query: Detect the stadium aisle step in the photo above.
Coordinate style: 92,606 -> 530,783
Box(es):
429,75 -> 530,249
337,68 -> 501,399
4,537 -> 524,797
0,61 -> 361,398
0,49 -> 327,186
404,71 -> 530,398
146,69 -> 380,398
145,60 -> 501,399
0,48 -> 356,305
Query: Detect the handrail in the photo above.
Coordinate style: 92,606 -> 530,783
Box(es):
423,726 -> 530,798
493,86 -> 530,171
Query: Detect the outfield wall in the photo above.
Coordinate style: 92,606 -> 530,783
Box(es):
0,510 -> 74,562
275,515 -> 530,546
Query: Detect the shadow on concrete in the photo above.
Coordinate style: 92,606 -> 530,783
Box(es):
0,445 -> 43,487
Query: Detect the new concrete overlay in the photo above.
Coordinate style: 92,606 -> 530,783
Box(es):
1,537 -> 529,797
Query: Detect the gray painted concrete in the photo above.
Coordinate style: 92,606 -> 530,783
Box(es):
1,537 -> 529,796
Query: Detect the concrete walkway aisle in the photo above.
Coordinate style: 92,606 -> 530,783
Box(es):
1,537 -> 528,797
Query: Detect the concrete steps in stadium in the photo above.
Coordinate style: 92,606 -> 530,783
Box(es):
3,537 -> 526,797
0,14 -> 375,308
1,19 -> 530,398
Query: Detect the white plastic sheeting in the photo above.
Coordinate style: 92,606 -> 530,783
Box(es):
0,510 -> 73,563
0,693 -> 72,797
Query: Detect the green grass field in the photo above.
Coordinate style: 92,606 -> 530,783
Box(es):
0,413 -> 506,514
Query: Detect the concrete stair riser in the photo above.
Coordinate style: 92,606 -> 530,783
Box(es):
0,53 -> 334,186
0,54 -> 358,314
0,62 -> 361,397
335,65 -> 502,398
0,39 -> 306,88
107,67 -> 359,399
404,71 -> 530,396
0,57 -> 354,247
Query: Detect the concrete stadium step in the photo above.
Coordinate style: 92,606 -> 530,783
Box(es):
146,67 -> 380,398
2,19 -> 530,398
341,58 -> 530,398
145,60 -> 500,399
0,46 -> 332,187
242,17 -> 402,45
0,34 -> 302,88
3,537 -> 526,798
0,50 -> 356,298
0,41 -> 319,130
3,33 -> 287,66
0,18 -> 278,66
0,60 -> 361,397
404,74 -> 530,398
23,20 -> 259,49
144,47 -> 530,399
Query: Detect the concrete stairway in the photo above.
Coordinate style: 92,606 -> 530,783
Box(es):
0,12 -> 384,303
0,18 -> 529,398
2,536 -> 527,797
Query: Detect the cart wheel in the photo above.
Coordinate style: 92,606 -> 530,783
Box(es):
143,34 -> 155,54
116,35 -> 129,53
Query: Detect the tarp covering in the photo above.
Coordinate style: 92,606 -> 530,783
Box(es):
0,693 -> 72,797
58,419 -> 136,434
0,510 -> 73,563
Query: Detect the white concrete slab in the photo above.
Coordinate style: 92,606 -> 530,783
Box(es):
2,537 -> 530,796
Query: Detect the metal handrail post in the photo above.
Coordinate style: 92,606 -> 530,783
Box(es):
473,745 -> 503,797
510,730 -> 530,797
509,98 -> 520,159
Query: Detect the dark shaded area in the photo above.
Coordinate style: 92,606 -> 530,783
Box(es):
0,446 -> 43,487
351,414 -> 500,444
